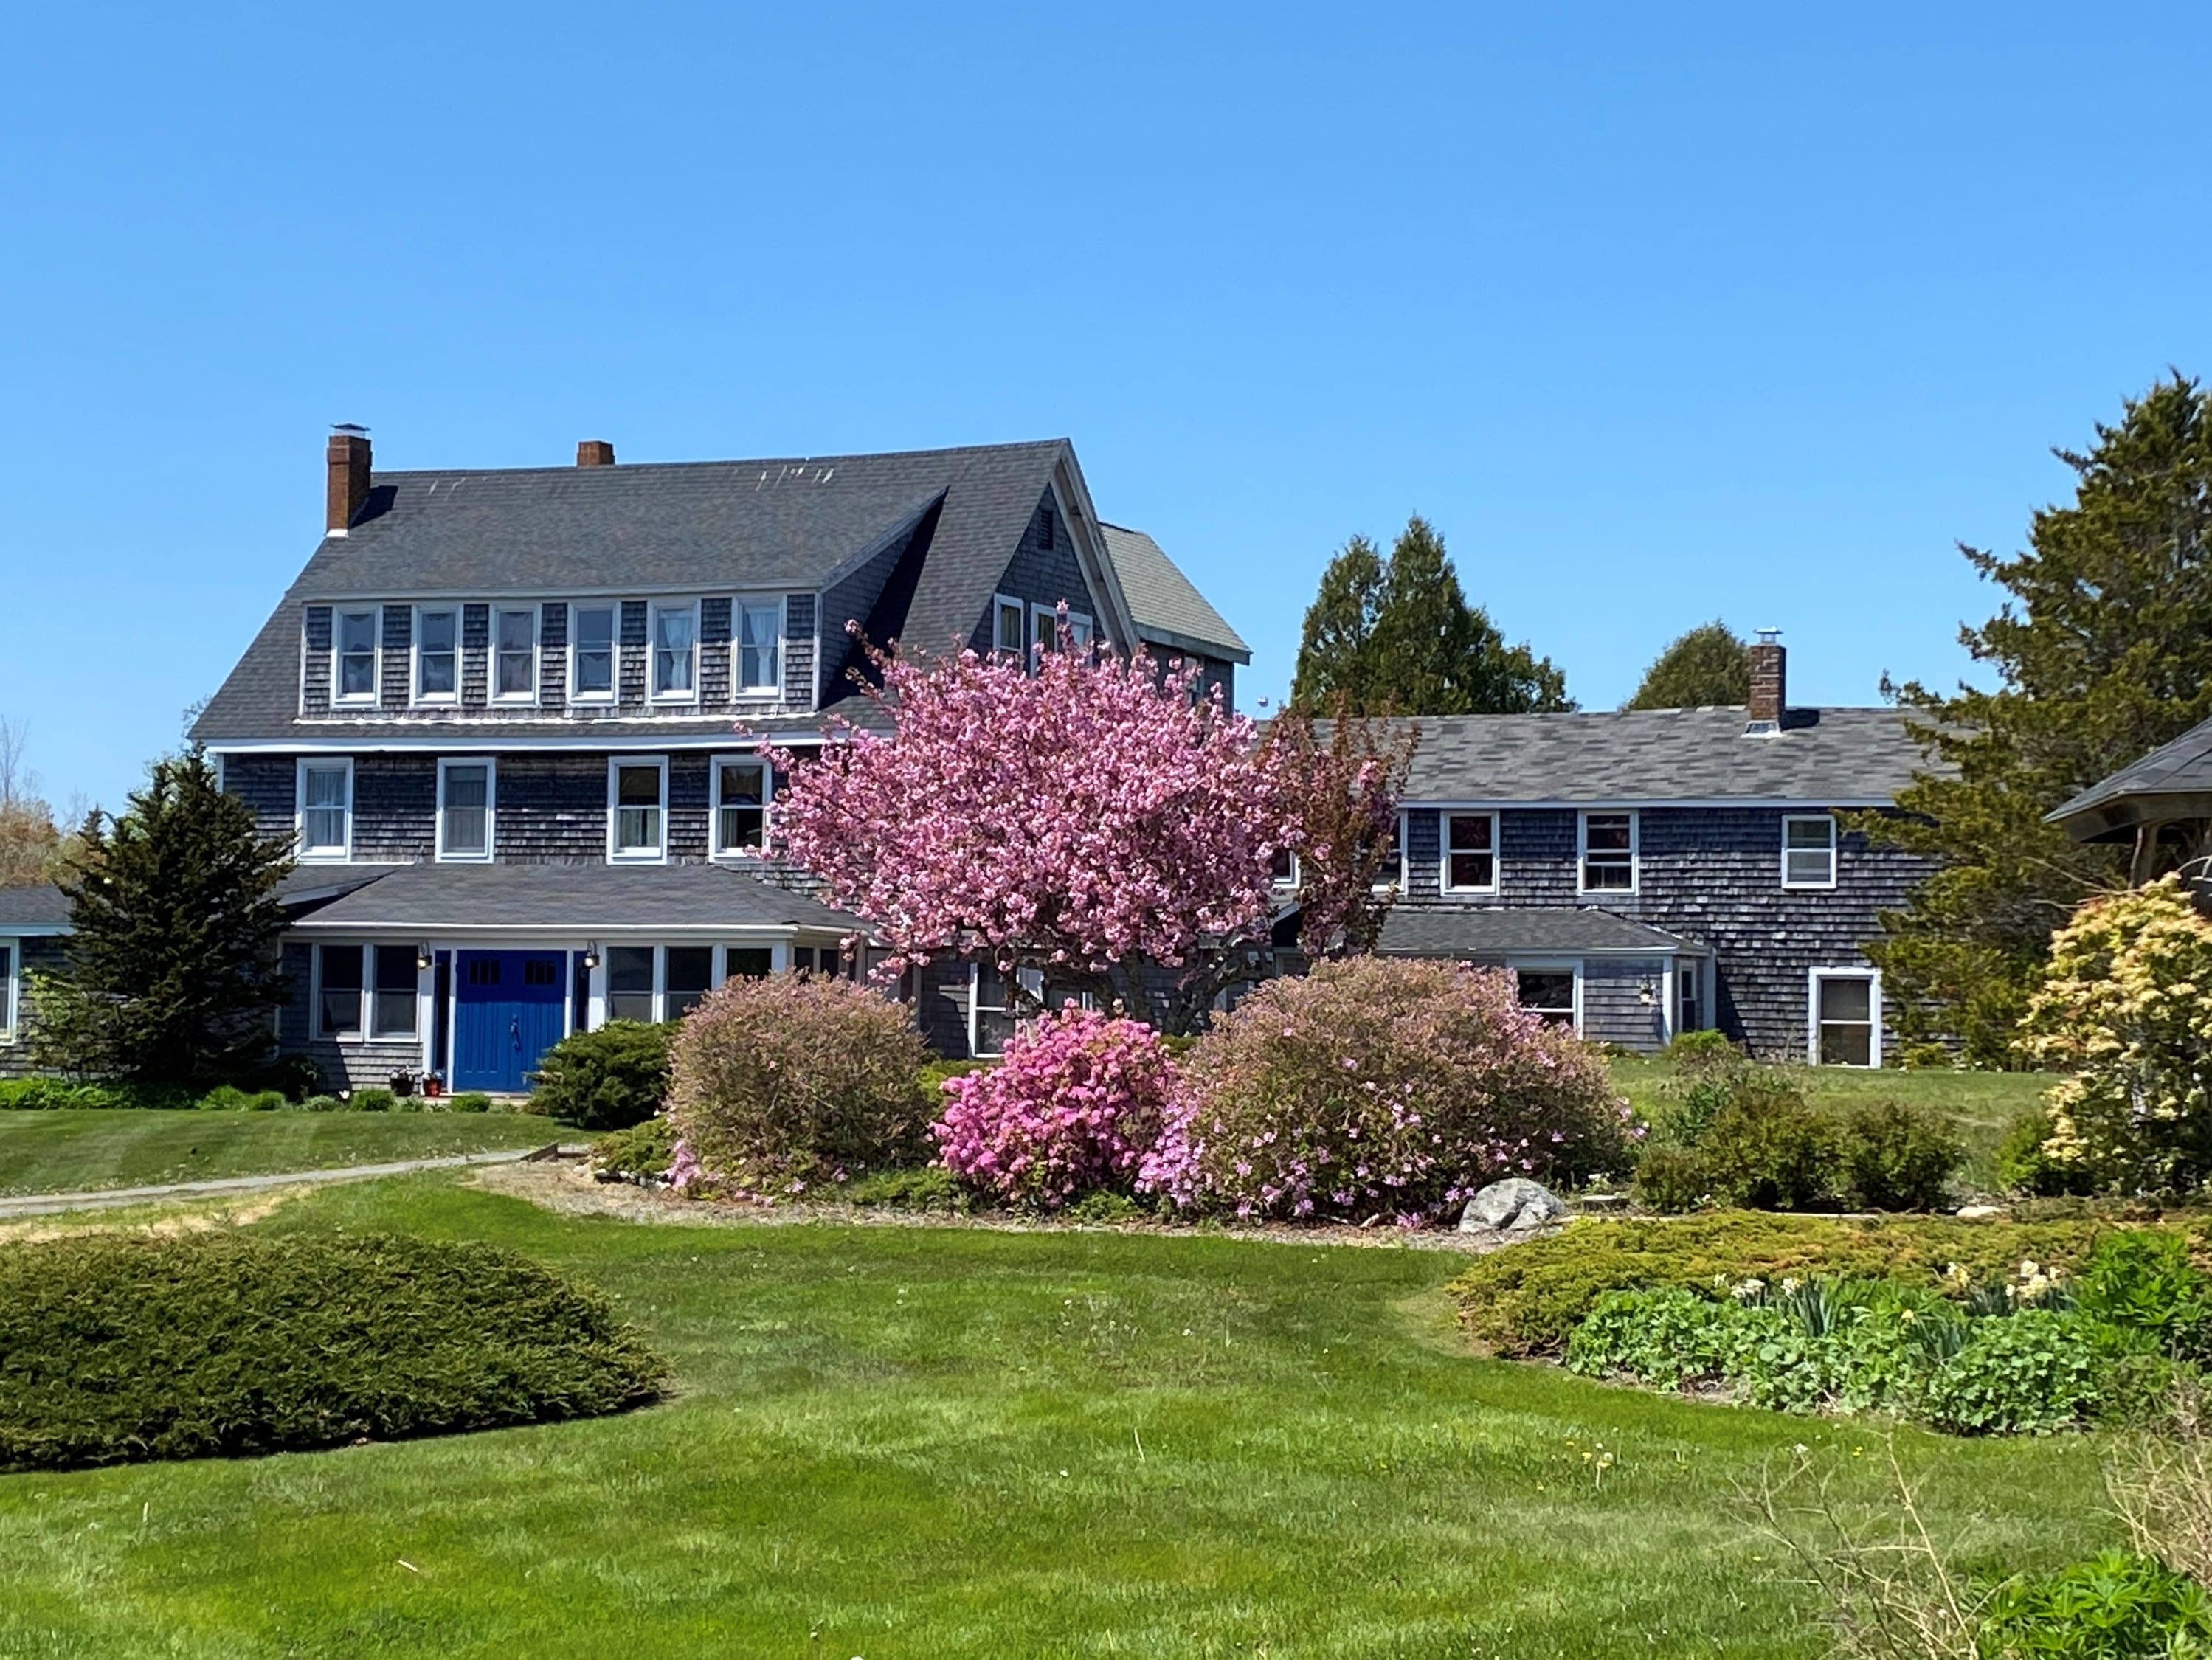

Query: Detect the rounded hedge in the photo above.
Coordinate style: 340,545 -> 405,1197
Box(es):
530,1020 -> 672,1131
0,1230 -> 665,1472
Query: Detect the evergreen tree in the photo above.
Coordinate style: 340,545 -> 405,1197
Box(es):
33,751 -> 294,1085
1867,374 -> 2212,1065
1623,622 -> 1751,709
1290,516 -> 1570,713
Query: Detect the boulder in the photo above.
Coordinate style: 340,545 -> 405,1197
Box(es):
1460,1177 -> 1568,1234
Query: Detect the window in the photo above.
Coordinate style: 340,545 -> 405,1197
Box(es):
297,759 -> 353,860
492,607 -> 538,702
1443,812 -> 1498,893
1811,970 -> 1881,1068
1513,966 -> 1578,1031
967,963 -> 1039,1058
1783,815 -> 1838,889
790,946 -> 818,975
1067,613 -> 1094,652
1269,847 -> 1300,889
371,944 -> 418,1038
608,757 -> 667,862
736,600 -> 782,695
665,947 -> 713,1020
334,609 -> 379,703
437,759 -> 494,861
0,941 -> 15,1043
650,602 -> 697,700
1375,813 -> 1406,892
317,944 -> 364,1037
725,946 -> 773,981
1031,603 -> 1060,657
711,755 -> 771,857
570,604 -> 616,701
606,946 -> 656,1023
994,595 -> 1026,664
414,607 -> 458,702
1579,812 -> 1637,893
1676,963 -> 1704,1036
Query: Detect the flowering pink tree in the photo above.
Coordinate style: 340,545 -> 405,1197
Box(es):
1263,700 -> 1417,959
770,629 -> 1318,1031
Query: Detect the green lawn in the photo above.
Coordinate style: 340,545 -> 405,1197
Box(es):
1610,1056 -> 2053,1192
0,1172 -> 2116,1658
0,1110 -> 559,1197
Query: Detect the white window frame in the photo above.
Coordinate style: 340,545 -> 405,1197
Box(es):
648,600 -> 699,704
1577,809 -> 1639,896
490,604 -> 542,705
1510,961 -> 1582,1034
1029,602 -> 1060,657
369,942 -> 422,1041
733,596 -> 786,698
1269,848 -> 1302,891
332,608 -> 381,705
1441,810 -> 1500,894
567,602 -> 619,705
1374,811 -> 1407,894
435,757 -> 497,863
1781,813 -> 1839,890
1808,967 -> 1883,1068
412,604 -> 461,705
1067,612 -> 1095,653
296,758 -> 354,862
0,938 -> 18,1045
992,594 -> 1027,665
967,962 -> 1043,1059
600,942 -> 722,1025
709,753 -> 773,859
606,755 -> 669,865
312,942 -> 366,1042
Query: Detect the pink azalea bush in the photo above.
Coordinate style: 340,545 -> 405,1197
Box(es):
666,973 -> 931,1197
1139,957 -> 1632,1224
933,1005 -> 1175,1210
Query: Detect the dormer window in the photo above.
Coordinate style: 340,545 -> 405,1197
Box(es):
334,609 -> 379,704
493,607 -> 538,702
736,600 -> 782,696
650,602 -> 697,701
570,604 -> 615,702
415,607 -> 458,702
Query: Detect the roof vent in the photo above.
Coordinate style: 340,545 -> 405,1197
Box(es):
577,440 -> 615,467
1745,628 -> 1786,736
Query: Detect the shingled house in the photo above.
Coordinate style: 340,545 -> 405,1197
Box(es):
69,429 -> 1249,1091
1351,635 -> 1938,1062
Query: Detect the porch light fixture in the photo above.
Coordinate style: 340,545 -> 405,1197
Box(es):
583,943 -> 601,969
415,944 -> 433,971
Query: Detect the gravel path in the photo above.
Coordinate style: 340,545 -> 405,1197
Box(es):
0,1146 -> 554,1218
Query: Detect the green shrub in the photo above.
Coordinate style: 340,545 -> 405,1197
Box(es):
0,1078 -> 196,1110
668,974 -> 930,1194
1918,1309 -> 2105,1435
2073,1230 -> 2212,1362
1448,1210 -> 2177,1357
843,1165 -> 970,1212
0,1230 -> 666,1472
1688,1070 -> 1845,1210
591,1116 -> 677,1182
1839,1098 -> 1963,1211
448,1091 -> 494,1114
1999,1104 -> 2100,1198
351,1087 -> 395,1113
1664,1029 -> 1737,1063
530,1020 -> 671,1132
919,1059 -> 992,1097
1978,1550 -> 2212,1654
1631,1146 -> 1710,1213
297,1094 -> 342,1113
1065,1189 -> 1153,1224
198,1084 -> 254,1111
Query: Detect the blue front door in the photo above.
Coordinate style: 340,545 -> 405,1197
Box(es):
452,951 -> 567,1093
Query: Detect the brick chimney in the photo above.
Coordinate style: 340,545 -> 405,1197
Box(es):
326,425 -> 371,536
1745,629 -> 1786,735
577,440 -> 615,467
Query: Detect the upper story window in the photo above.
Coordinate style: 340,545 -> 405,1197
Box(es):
1443,812 -> 1498,893
609,756 -> 668,862
736,600 -> 782,696
994,595 -> 1026,665
1068,614 -> 1094,652
334,609 -> 379,704
492,607 -> 539,703
1375,813 -> 1406,893
415,607 -> 458,702
570,604 -> 616,702
0,940 -> 16,1044
297,759 -> 353,861
711,755 -> 771,857
1579,811 -> 1637,893
650,603 -> 697,701
438,758 -> 494,862
1031,603 -> 1058,657
1783,814 -> 1838,889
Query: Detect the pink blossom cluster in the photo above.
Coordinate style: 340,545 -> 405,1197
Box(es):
933,1004 -> 1175,1210
765,629 -> 1294,982
1138,956 -> 1632,1223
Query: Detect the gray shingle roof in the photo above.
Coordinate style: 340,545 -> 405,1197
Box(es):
1380,905 -> 1704,957
0,884 -> 70,929
1099,524 -> 1251,664
193,440 -> 1083,743
284,862 -> 865,935
1380,706 -> 1930,804
2047,713 -> 2212,840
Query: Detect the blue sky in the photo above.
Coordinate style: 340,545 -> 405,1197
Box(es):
4,3 -> 2211,813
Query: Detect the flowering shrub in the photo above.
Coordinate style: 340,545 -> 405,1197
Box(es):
933,1005 -> 1174,1210
1138,957 -> 1630,1222
2016,877 -> 2212,1194
666,974 -> 930,1196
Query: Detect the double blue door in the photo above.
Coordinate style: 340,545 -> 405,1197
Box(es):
452,951 -> 567,1093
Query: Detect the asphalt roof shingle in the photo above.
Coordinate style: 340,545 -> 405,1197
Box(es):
2047,713 -> 2212,837
285,862 -> 865,934
1379,906 -> 1703,957
0,885 -> 71,928
1099,524 -> 1251,663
